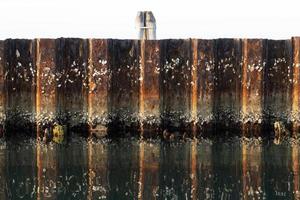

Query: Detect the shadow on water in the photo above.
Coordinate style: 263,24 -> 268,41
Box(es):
0,137 -> 300,199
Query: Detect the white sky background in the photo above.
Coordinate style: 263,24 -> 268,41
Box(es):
0,0 -> 300,39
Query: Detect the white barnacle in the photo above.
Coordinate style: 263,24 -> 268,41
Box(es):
16,49 -> 20,58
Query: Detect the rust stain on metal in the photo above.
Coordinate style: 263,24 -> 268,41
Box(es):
197,40 -> 215,116
88,39 -> 109,131
36,39 -> 56,137
241,39 -> 265,137
36,39 -> 41,138
196,40 -> 215,135
292,37 -> 300,135
139,40 -> 160,136
3,38 -> 300,136
143,40 -> 160,118
191,39 -> 198,137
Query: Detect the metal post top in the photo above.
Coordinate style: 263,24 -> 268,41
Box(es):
135,11 -> 156,29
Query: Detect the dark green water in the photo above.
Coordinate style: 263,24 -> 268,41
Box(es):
0,137 -> 299,199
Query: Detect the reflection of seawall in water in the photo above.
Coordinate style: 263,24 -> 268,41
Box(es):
1,139 -> 300,198
37,143 -> 57,200
0,143 -> 5,199
242,140 -> 262,199
87,140 -> 108,199
292,145 -> 299,199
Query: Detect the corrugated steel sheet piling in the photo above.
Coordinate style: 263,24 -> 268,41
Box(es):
1,37 -> 300,138
241,39 -> 266,137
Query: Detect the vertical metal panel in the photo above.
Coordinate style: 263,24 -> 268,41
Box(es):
292,37 -> 300,135
108,40 -> 140,134
195,39 -> 215,135
4,39 -> 36,136
241,39 -> 266,137
88,39 -> 109,126
139,40 -> 160,135
214,39 -> 242,134
160,39 -> 191,131
264,40 -> 292,131
0,41 -> 4,130
36,39 -> 56,137
55,38 -> 89,133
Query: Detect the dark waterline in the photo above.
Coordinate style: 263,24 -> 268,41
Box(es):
0,137 -> 299,199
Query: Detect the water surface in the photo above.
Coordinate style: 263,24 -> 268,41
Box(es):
0,137 -> 299,199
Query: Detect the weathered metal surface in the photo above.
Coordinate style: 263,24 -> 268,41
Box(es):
4,39 -> 36,136
108,40 -> 140,135
292,37 -> 300,135
214,39 -> 242,135
193,39 -> 215,136
55,38 -> 89,133
88,39 -> 109,128
36,39 -> 56,138
263,40 -> 292,132
0,41 -> 5,129
160,39 -> 192,131
241,39 -> 266,137
139,40 -> 160,136
2,38 -> 300,138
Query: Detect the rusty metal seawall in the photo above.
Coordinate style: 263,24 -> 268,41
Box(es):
1,38 -> 300,138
